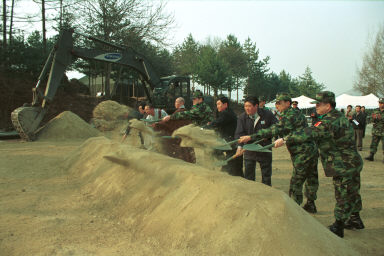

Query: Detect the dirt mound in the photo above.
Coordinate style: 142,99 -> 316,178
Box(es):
93,100 -> 132,121
62,137 -> 358,256
36,111 -> 100,141
172,124 -> 225,148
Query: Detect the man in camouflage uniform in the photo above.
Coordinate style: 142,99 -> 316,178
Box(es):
275,91 -> 364,238
365,97 -> 384,162
255,93 -> 319,213
162,90 -> 212,126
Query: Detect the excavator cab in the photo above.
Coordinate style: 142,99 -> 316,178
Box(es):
153,76 -> 192,113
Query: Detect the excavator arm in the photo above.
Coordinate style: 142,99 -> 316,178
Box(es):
11,29 -> 162,141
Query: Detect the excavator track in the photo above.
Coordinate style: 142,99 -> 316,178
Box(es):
11,107 -> 33,141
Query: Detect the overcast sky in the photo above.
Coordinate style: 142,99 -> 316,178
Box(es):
164,0 -> 384,96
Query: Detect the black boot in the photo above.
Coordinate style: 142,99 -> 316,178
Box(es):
365,153 -> 374,161
329,220 -> 344,238
303,200 -> 317,213
345,213 -> 365,230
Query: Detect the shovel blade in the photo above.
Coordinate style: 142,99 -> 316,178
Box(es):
243,144 -> 264,151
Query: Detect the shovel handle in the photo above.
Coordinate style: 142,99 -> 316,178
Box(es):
140,118 -> 161,123
220,136 -> 264,147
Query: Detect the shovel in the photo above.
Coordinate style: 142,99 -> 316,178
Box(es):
140,118 -> 161,123
214,138 -> 264,151
243,142 -> 275,152
161,135 -> 180,139
214,154 -> 239,167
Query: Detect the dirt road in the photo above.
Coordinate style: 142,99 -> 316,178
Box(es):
0,135 -> 382,255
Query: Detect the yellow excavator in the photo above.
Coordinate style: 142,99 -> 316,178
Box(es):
11,29 -> 192,141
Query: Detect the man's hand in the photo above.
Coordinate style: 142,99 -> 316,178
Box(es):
162,115 -> 171,122
235,147 -> 244,157
274,138 -> 285,148
238,135 -> 251,144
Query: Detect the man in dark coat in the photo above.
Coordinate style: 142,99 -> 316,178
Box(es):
352,105 -> 365,151
235,96 -> 278,186
208,96 -> 243,176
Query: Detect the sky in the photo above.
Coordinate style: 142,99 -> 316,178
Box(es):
16,0 -> 384,97
163,0 -> 384,96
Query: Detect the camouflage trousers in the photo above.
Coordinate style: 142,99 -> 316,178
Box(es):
289,151 -> 319,205
333,171 -> 362,222
369,135 -> 384,154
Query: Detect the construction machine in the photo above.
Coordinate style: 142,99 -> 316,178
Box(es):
11,29 -> 192,141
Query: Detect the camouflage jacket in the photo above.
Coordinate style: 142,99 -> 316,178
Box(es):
371,108 -> 384,136
286,109 -> 363,177
256,107 -> 317,155
170,102 -> 213,126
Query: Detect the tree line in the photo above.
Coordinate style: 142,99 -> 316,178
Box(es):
6,0 -> 382,103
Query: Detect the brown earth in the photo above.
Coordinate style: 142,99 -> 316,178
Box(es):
0,127 -> 383,255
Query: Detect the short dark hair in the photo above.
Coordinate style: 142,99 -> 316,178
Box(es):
331,102 -> 336,108
347,105 -> 352,108
218,96 -> 229,106
138,101 -> 146,110
145,102 -> 154,109
244,96 -> 259,106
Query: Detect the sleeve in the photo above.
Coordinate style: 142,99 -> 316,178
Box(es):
171,108 -> 197,120
257,115 -> 289,139
234,115 -> 246,147
286,120 -> 331,144
210,112 -> 228,128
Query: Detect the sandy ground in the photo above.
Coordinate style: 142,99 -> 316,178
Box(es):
0,134 -> 383,255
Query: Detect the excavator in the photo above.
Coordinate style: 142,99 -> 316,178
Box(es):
11,29 -> 192,141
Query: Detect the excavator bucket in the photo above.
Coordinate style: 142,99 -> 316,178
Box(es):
11,106 -> 46,141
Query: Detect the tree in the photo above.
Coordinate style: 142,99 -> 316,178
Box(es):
195,44 -> 231,98
296,66 -> 325,98
172,34 -> 199,76
218,34 -> 247,101
243,37 -> 270,98
354,24 -> 384,97
278,70 -> 298,96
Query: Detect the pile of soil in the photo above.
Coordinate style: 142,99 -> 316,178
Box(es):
172,124 -> 225,148
92,100 -> 133,133
61,137 -> 357,255
36,111 -> 100,141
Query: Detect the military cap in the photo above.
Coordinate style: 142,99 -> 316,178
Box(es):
310,91 -> 336,104
275,93 -> 291,102
292,101 -> 298,105
192,90 -> 204,98
379,97 -> 384,103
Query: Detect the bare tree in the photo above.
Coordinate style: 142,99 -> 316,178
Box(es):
73,0 -> 175,98
8,0 -> 14,45
354,24 -> 384,97
2,0 -> 6,49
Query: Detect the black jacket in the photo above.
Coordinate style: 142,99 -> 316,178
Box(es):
235,108 -> 278,160
210,108 -> 237,141
352,112 -> 365,129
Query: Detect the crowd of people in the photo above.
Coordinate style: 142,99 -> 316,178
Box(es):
122,90 -> 384,238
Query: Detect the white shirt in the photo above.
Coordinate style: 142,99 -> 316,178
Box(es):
146,108 -> 168,121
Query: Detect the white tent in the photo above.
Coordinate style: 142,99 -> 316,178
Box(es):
265,95 -> 316,109
336,93 -> 379,109
291,95 -> 316,109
